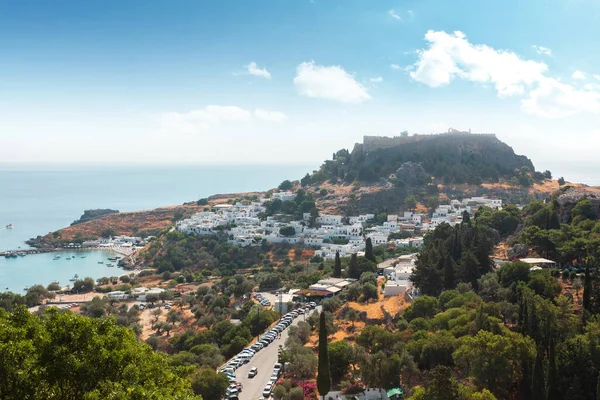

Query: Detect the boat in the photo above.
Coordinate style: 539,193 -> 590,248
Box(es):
17,253 -> 26,257
9,254 -> 17,259
53,256 -> 60,260
24,286 -> 29,291
5,224 -> 13,229
80,256 -> 86,258
66,257 -> 71,260
107,263 -> 115,267
97,261 -> 104,264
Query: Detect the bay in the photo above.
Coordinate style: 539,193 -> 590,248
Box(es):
0,163 -> 313,292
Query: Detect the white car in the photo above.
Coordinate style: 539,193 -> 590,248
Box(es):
262,383 -> 273,397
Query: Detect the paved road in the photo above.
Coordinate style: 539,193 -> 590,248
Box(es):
235,307 -> 320,400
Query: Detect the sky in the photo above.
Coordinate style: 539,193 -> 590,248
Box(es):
1,0 -> 600,178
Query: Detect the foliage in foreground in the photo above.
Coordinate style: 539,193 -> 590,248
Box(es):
0,307 -> 200,400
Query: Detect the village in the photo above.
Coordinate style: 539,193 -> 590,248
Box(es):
176,191 -> 504,259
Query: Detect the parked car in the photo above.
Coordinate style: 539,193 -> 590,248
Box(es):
262,383 -> 273,398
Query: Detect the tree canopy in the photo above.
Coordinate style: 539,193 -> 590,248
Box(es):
0,306 -> 199,400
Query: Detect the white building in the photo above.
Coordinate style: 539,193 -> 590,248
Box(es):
107,291 -> 129,300
367,233 -> 388,246
316,214 -> 343,226
274,293 -> 295,314
272,191 -> 296,202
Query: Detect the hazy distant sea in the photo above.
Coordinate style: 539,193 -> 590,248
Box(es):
0,163 -> 313,292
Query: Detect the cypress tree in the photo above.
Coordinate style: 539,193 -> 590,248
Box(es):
458,251 -> 480,288
583,264 -> 592,312
546,337 -> 559,400
317,311 -> 331,399
462,210 -> 470,224
521,358 -> 532,399
520,296 -> 529,336
531,348 -> 545,400
365,238 -> 376,262
443,254 -> 455,290
565,377 -> 585,400
597,370 -> 600,400
333,251 -> 342,278
348,253 -> 359,279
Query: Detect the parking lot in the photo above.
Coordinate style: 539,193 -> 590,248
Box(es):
221,303 -> 320,400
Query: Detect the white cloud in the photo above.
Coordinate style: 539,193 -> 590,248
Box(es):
521,77 -> 600,117
390,64 -> 402,70
409,30 -> 600,117
161,105 -> 287,134
245,62 -> 271,79
370,76 -> 383,83
388,9 -> 402,20
572,70 -> 586,80
254,109 -> 288,122
594,74 -> 600,81
532,45 -> 552,56
161,105 -> 250,134
294,61 -> 371,103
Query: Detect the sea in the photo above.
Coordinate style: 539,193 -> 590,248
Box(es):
0,163 -> 313,293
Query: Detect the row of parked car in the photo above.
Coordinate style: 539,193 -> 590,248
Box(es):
218,301 -> 318,399
261,302 -> 317,399
57,303 -> 78,310
255,293 -> 271,307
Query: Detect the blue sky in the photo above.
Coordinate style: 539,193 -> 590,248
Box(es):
1,0 -> 600,176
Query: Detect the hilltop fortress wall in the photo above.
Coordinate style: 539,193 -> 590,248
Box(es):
360,130 -> 497,153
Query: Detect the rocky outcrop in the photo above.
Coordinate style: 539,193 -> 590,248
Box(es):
395,162 -> 429,187
555,186 -> 600,223
71,209 -> 119,226
508,244 -> 529,259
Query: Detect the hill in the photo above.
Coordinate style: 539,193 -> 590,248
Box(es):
27,132 -> 583,246
303,131 -> 541,186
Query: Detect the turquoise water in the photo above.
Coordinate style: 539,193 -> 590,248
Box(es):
0,250 -> 119,293
0,164 -> 313,292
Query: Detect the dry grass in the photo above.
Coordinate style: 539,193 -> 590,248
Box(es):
48,204 -> 203,241
382,295 -> 409,316
347,301 -> 385,320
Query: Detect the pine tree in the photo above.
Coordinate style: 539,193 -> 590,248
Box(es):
424,365 -> 459,400
333,251 -> 342,278
317,311 -> 331,399
348,253 -> 359,279
546,337 -> 559,400
365,238 -> 376,262
531,348 -> 545,400
443,254 -> 455,290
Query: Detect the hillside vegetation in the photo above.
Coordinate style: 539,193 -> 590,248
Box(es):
303,133 -> 545,186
